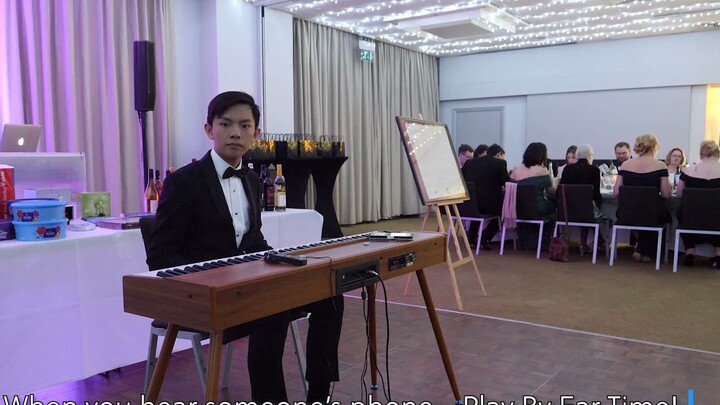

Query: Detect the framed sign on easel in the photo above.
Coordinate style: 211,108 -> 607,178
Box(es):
395,116 -> 487,310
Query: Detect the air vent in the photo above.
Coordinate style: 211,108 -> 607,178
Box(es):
422,20 -> 495,40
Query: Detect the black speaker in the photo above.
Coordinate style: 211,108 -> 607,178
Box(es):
133,41 -> 156,112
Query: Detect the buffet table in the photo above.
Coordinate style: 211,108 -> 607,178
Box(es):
0,209 -> 323,395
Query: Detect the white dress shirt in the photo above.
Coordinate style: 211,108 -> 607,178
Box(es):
210,149 -> 251,248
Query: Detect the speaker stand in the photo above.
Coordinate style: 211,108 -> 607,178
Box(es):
137,110 -> 149,187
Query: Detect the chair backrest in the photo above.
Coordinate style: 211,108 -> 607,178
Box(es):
515,184 -> 541,220
556,184 -> 595,223
679,188 -> 720,230
456,182 -> 482,218
616,186 -> 659,226
139,215 -> 156,255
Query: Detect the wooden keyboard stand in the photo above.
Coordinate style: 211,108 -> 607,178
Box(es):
124,232 -> 461,402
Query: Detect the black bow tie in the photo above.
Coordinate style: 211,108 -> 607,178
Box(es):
222,167 -> 249,179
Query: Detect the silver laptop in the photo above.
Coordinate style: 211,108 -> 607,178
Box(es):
0,124 -> 42,152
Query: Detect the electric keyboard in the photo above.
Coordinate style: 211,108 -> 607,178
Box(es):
123,231 -> 446,332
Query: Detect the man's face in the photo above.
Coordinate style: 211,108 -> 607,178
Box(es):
615,146 -> 630,163
459,151 -> 473,167
204,104 -> 260,167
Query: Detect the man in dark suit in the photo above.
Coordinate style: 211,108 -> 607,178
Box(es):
147,91 -> 343,403
461,144 -> 510,249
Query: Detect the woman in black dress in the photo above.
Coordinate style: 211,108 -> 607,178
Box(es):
675,140 -> 720,268
613,134 -> 672,263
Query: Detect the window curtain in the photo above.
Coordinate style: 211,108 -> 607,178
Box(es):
1,0 -> 174,214
294,19 -> 440,224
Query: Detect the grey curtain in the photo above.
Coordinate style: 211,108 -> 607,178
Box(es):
294,19 -> 439,224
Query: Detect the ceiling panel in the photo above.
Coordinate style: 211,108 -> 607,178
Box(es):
249,0 -> 720,56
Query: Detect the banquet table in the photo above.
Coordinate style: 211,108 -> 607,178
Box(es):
0,208 -> 323,395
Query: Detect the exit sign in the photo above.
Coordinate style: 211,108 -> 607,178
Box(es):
360,50 -> 374,62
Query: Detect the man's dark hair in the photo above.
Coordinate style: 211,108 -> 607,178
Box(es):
522,142 -> 548,168
614,141 -> 630,150
487,144 -> 504,157
458,144 -> 474,155
206,91 -> 261,127
473,144 -> 489,158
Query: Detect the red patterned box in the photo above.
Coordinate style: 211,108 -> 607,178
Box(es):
0,165 -> 15,220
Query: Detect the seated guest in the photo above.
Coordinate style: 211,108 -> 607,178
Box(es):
511,142 -> 557,217
612,141 -> 632,167
462,144 -> 509,249
473,144 -> 489,158
613,134 -> 671,263
511,143 -> 557,250
458,144 -> 474,167
147,91 -> 343,402
560,144 -> 606,251
675,140 -> 720,268
665,147 -> 686,191
556,145 -> 577,180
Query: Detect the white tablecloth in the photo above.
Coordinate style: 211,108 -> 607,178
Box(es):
0,208 -> 323,395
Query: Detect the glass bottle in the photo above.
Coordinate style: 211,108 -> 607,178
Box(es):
154,169 -> 162,200
274,164 -> 286,211
259,165 -> 267,210
144,169 -> 158,213
264,164 -> 275,211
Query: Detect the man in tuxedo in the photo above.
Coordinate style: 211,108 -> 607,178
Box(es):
147,91 -> 343,403
461,144 -> 509,249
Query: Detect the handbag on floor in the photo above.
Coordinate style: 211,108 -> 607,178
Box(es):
549,184 -> 569,262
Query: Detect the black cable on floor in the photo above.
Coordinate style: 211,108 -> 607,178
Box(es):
360,285 -> 370,401
367,272 -> 392,402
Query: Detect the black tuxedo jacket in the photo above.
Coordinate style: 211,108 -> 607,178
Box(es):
147,151 -> 270,271
461,156 -> 510,215
559,159 -> 603,208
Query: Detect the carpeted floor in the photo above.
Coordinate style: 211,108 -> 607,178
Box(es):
341,216 -> 720,353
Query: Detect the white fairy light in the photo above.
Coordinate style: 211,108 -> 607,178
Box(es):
251,0 -> 720,56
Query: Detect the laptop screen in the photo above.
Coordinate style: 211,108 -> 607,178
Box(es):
0,124 -> 42,152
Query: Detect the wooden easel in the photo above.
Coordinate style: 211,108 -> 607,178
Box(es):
403,199 -> 487,310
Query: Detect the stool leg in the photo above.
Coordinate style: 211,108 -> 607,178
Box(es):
609,227 -> 617,266
664,226 -> 670,265
144,330 -> 159,393
291,319 -> 309,395
655,229 -> 662,270
500,224 -> 506,255
592,225 -> 599,264
221,342 -> 234,390
673,230 -> 680,273
536,222 -> 544,259
191,334 -> 207,392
